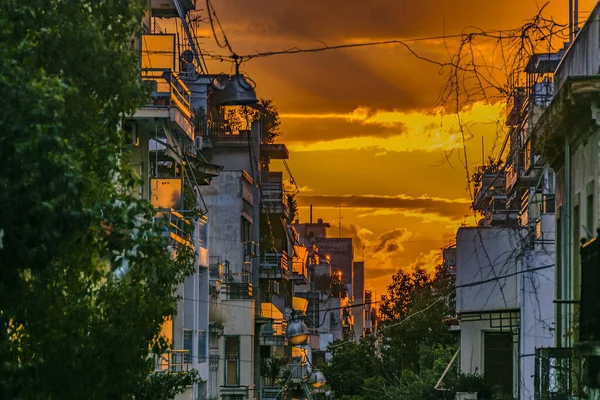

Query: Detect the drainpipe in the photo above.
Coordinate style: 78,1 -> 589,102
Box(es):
564,138 -> 572,349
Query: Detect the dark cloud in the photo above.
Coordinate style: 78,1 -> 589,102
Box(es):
386,243 -> 400,253
365,266 -> 399,280
214,0 -> 546,42
374,228 -> 407,252
340,224 -> 367,250
202,1 -> 576,115
297,194 -> 468,219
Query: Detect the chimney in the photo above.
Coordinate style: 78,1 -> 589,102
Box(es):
310,204 -> 313,224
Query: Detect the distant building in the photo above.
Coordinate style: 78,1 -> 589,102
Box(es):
353,261 -> 365,339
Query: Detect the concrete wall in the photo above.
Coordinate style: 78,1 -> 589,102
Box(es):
456,227 -> 523,313
221,299 -> 255,394
518,248 -> 555,398
200,171 -> 245,273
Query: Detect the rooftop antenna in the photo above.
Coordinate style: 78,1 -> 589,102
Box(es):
481,136 -> 485,165
338,206 -> 343,238
569,0 -> 579,42
310,204 -> 313,224
574,0 -> 579,35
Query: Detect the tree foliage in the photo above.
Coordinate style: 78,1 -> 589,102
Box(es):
325,265 -> 458,399
204,98 -> 282,144
0,1 -> 196,398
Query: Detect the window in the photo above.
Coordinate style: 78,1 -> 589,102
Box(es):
183,328 -> 193,364
483,332 -> 513,397
225,336 -> 240,386
240,217 -> 251,242
198,330 -> 207,363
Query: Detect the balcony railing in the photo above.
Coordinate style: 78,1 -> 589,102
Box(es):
473,172 -> 506,212
151,349 -> 191,373
534,347 -> 582,399
287,362 -> 308,383
209,261 -> 224,281
259,251 -> 289,280
505,164 -> 518,194
157,208 -> 192,248
260,171 -> 289,217
141,68 -> 191,120
224,272 -> 253,300
261,385 -> 284,400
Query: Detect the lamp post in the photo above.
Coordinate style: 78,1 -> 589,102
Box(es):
309,369 -> 326,389
286,311 -> 309,346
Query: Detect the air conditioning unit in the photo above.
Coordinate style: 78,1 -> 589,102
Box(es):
244,241 -> 259,257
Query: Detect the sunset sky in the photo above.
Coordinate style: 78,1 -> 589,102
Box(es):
199,0 -> 596,297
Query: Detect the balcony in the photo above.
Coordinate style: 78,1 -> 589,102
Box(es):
133,68 -> 193,140
260,319 -> 288,346
505,163 -> 540,195
209,259 -> 224,281
151,349 -> 190,373
506,87 -> 527,127
158,208 -> 192,248
220,385 -> 249,399
259,251 -> 290,280
287,362 -> 308,383
224,272 -> 253,300
473,172 -> 506,212
291,246 -> 309,284
261,172 -> 289,218
261,385 -> 284,400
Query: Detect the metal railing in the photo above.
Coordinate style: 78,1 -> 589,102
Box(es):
223,272 -> 252,300
141,68 -> 191,120
209,261 -> 224,281
261,385 -> 284,400
151,349 -> 191,373
268,319 -> 287,337
260,251 -> 289,274
287,362 -> 308,382
534,347 -> 582,399
157,208 -> 192,247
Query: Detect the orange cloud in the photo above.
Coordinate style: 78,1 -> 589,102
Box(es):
283,102 -> 505,152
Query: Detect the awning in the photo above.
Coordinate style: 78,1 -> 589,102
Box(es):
293,296 -> 308,314
261,302 -> 284,320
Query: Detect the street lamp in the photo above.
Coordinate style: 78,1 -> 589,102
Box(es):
286,311 -> 309,346
309,369 -> 326,389
209,57 -> 258,106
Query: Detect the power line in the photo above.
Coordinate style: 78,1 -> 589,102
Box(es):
201,27 -> 554,64
455,263 -> 554,289
377,290 -> 455,334
205,0 -> 235,55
